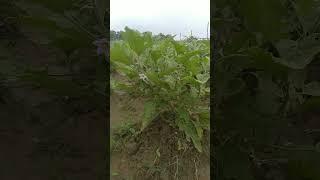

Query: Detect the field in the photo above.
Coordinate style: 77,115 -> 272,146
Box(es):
110,27 -> 210,179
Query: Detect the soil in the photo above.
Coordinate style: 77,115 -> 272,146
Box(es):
110,90 -> 210,180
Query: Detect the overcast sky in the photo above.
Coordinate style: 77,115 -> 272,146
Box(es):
110,0 -> 210,39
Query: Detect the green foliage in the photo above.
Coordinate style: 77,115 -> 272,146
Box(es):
14,0 -> 103,55
304,81 -> 320,96
141,101 -> 158,131
239,0 -> 288,40
110,30 -> 122,41
274,34 -> 320,69
110,27 -> 210,152
213,0 -> 320,179
1,1 -> 107,112
94,0 -> 108,27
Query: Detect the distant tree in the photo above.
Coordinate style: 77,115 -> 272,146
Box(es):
110,30 -> 121,41
154,33 -> 175,40
185,36 -> 198,41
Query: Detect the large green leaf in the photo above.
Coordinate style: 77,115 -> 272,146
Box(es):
121,27 -> 153,55
186,55 -> 202,75
17,8 -> 91,52
245,48 -> 289,78
197,109 -> 210,130
176,107 -> 202,152
110,41 -> 135,65
274,35 -> 320,69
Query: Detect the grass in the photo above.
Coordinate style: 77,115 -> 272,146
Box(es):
111,120 -> 138,152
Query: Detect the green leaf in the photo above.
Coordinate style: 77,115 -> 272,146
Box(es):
304,81 -> 320,96
274,35 -> 320,69
145,71 -> 161,85
15,1 -> 91,46
295,0 -> 320,33
192,120 -> 203,139
111,80 -> 133,92
112,61 -> 137,78
156,148 -> 161,157
239,0 -> 288,40
185,55 -> 202,75
141,101 -> 158,131
121,27 -> 152,55
196,74 -> 210,84
110,41 -> 135,65
163,75 -> 176,89
246,47 -> 289,78
196,107 -> 210,130
176,108 -> 202,152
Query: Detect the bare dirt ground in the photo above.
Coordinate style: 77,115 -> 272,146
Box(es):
110,89 -> 210,180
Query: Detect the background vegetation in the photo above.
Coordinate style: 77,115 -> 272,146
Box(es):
213,0 -> 320,179
0,0 -> 108,179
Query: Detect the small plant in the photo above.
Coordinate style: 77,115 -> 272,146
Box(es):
111,120 -> 138,151
110,27 -> 210,152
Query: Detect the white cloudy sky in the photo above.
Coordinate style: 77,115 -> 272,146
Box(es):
110,0 -> 210,39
